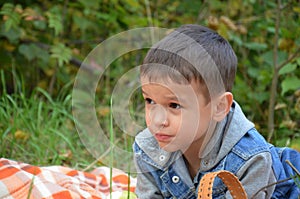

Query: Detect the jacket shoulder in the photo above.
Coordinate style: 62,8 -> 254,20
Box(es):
231,128 -> 270,160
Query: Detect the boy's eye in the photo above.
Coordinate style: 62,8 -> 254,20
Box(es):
169,102 -> 181,109
145,98 -> 155,104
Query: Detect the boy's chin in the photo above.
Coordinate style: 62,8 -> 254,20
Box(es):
159,143 -> 181,152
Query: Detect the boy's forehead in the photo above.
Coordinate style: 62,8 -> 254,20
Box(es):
141,76 -> 186,88
141,76 -> 200,89
140,76 -> 203,99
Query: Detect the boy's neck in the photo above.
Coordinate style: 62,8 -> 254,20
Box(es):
183,138 -> 204,178
183,122 -> 218,178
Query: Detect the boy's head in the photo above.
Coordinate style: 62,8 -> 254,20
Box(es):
140,25 -> 238,153
140,24 -> 237,102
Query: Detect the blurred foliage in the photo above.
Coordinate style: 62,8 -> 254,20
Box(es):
0,0 -> 299,149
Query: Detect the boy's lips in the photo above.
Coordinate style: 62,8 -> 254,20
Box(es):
154,133 -> 174,142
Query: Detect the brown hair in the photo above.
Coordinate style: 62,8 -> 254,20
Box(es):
140,24 -> 237,100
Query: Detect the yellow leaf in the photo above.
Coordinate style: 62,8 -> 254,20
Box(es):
290,138 -> 300,152
14,4 -> 23,14
217,23 -> 229,40
44,68 -> 55,76
37,80 -> 48,90
295,97 -> 300,113
207,16 -> 219,31
279,38 -> 295,51
14,130 -> 30,141
3,41 -> 16,52
281,120 -> 296,130
96,106 -> 110,117
293,7 -> 300,13
59,150 -> 72,159
220,16 -> 237,31
294,89 -> 300,97
274,103 -> 287,110
237,25 -> 247,35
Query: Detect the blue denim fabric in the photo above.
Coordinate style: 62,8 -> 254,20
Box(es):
133,142 -> 196,199
270,145 -> 300,198
134,128 -> 300,198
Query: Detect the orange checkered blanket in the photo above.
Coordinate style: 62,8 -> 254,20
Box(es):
0,158 -> 137,199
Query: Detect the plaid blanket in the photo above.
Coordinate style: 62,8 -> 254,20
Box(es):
0,158 -> 137,199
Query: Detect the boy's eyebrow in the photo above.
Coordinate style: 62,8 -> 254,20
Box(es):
141,90 -> 147,95
164,94 -> 179,101
142,89 -> 180,101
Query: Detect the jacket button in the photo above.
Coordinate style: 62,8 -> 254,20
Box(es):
202,160 -> 209,166
172,176 -> 180,183
159,155 -> 165,161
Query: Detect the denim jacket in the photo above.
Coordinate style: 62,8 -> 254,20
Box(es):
133,102 -> 300,198
270,145 -> 300,198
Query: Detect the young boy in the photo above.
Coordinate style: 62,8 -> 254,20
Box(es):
133,24 -> 299,198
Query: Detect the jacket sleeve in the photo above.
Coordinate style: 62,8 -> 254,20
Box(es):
134,167 -> 164,199
133,142 -> 164,199
229,151 -> 276,199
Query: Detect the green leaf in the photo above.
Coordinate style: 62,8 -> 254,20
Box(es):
277,51 -> 288,65
33,20 -> 47,30
19,44 -> 35,61
121,16 -> 148,27
279,62 -> 297,75
50,43 -> 72,67
244,42 -> 267,51
229,32 -> 243,46
78,0 -> 99,10
261,51 -> 273,66
266,27 -> 275,34
281,76 -> 300,95
126,0 -> 140,8
18,44 -> 50,63
36,48 -> 50,64
0,3 -> 14,14
247,67 -> 260,78
297,57 -> 300,66
0,25 -> 21,43
46,7 -> 63,36
261,51 -> 288,67
0,3 -> 21,31
73,15 -> 93,31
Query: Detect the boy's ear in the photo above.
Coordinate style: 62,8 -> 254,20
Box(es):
212,92 -> 233,122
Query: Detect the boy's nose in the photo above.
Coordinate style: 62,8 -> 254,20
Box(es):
150,105 -> 168,129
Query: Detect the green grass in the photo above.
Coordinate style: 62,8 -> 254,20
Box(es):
0,71 -> 95,169
0,69 -> 138,173
0,69 -> 137,198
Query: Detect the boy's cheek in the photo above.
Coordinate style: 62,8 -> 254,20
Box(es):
144,112 -> 151,127
145,117 -> 151,127
181,111 -> 199,125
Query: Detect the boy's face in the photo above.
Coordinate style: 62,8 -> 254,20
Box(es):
141,76 -> 214,153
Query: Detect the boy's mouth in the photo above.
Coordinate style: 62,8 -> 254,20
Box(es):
154,133 -> 174,142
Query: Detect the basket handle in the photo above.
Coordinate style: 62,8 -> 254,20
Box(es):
197,170 -> 248,199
